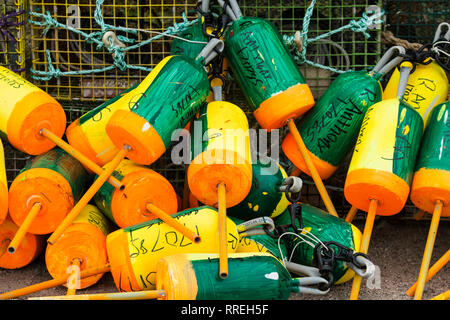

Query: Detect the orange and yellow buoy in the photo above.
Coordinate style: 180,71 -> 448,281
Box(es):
408,100 -> 450,300
0,138 -> 8,224
0,66 -> 66,155
106,206 -> 239,292
0,215 -> 45,269
45,204 -> 111,291
8,148 -> 88,239
94,159 -> 179,228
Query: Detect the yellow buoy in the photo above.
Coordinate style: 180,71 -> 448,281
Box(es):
45,205 -> 112,290
0,66 -> 66,155
106,206 -> 239,292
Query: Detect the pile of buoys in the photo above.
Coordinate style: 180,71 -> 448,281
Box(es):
0,2 -> 448,302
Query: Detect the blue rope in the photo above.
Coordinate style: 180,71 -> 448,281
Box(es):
29,0 -> 384,80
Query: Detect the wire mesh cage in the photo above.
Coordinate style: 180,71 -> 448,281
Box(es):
6,0 -> 388,217
0,0 -> 26,75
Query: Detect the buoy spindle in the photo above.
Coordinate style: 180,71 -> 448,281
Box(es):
7,202 -> 42,254
47,146 -> 129,245
217,182 -> 228,279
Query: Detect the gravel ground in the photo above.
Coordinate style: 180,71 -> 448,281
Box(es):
0,216 -> 448,301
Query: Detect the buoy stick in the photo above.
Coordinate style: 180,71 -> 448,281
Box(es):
431,290 -> 450,300
28,290 -> 166,300
7,202 -> 41,254
406,249 -> 449,296
66,258 -> 81,296
345,206 -> 358,223
145,203 -> 201,244
47,147 -> 129,245
217,182 -> 228,279
0,263 -> 111,300
413,200 -> 443,300
414,209 -> 426,221
286,119 -> 338,217
39,128 -> 124,190
349,199 -> 377,300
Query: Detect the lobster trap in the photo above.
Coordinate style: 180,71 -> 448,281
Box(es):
0,0 -> 26,76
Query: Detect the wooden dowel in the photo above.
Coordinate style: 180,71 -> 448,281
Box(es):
145,203 -> 201,243
345,206 -> 358,223
413,200 -> 443,300
29,290 -> 166,300
286,119 -> 338,217
0,264 -> 111,300
217,182 -> 228,279
47,147 -> 128,245
7,203 -> 41,254
349,199 -> 377,300
40,128 -> 124,190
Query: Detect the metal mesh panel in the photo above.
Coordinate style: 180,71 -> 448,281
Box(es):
0,0 -> 26,75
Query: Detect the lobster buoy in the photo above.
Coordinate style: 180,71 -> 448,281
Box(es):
344,95 -> 424,215
345,61 -> 424,300
0,216 -> 45,269
281,46 -> 405,179
411,101 -> 450,216
409,101 -> 450,299
156,252 -> 298,300
8,148 -> 89,235
223,17 -> 314,130
188,102 -> 252,208
45,204 -> 111,289
66,85 -> 138,168
106,206 -> 239,291
383,60 -> 449,124
227,157 -> 290,220
273,204 -> 362,285
105,54 -> 212,165
171,20 -> 209,59
94,159 -> 178,228
0,138 -> 7,224
0,66 -> 66,155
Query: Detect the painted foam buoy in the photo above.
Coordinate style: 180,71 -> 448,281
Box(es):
66,85 -> 138,168
344,98 -> 424,215
45,204 -> 111,289
104,54 -> 211,165
94,159 -> 178,228
345,61 -> 424,300
171,20 -> 209,59
223,17 -> 314,130
281,46 -> 405,180
383,60 -> 449,124
411,101 -> 450,216
227,157 -> 290,220
188,102 -> 252,208
409,100 -> 450,299
273,204 -> 362,285
106,206 -> 239,292
0,66 -> 66,155
156,252 -> 298,300
0,216 -> 45,269
0,138 -> 7,224
8,148 -> 89,235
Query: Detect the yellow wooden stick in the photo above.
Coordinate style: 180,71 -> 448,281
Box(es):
286,119 -> 338,217
29,290 -> 165,300
217,182 -> 228,279
350,199 -> 377,300
345,206 -> 358,223
47,147 -> 128,245
40,128 -> 124,190
0,263 -> 111,300
406,249 -> 449,296
414,200 -> 443,300
7,202 -> 41,254
431,290 -> 450,300
145,203 -> 201,244
66,258 -> 82,296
